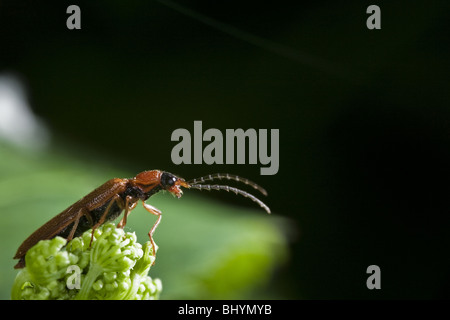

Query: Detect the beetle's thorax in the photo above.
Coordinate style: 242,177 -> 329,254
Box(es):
125,180 -> 162,201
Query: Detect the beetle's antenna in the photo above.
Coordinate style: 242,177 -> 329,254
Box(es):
188,173 -> 268,196
188,184 -> 271,214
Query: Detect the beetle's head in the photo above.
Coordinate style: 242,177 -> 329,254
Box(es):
160,171 -> 190,198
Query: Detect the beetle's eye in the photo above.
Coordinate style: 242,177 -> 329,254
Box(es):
161,172 -> 176,188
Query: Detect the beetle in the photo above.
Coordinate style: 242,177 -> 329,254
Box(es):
13,170 -> 270,269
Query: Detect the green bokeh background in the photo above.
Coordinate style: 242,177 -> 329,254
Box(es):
1,0 -> 450,299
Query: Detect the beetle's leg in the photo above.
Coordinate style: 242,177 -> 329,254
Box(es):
142,202 -> 162,259
84,208 -> 94,227
89,194 -> 123,246
117,195 -> 136,229
67,208 -> 87,242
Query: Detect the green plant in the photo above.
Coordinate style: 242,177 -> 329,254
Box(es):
11,223 -> 161,300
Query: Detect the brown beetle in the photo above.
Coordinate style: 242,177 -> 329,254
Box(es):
14,170 -> 270,269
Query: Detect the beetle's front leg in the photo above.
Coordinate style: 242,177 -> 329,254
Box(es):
142,202 -> 162,259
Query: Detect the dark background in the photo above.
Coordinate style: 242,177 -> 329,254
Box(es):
1,0 -> 450,299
